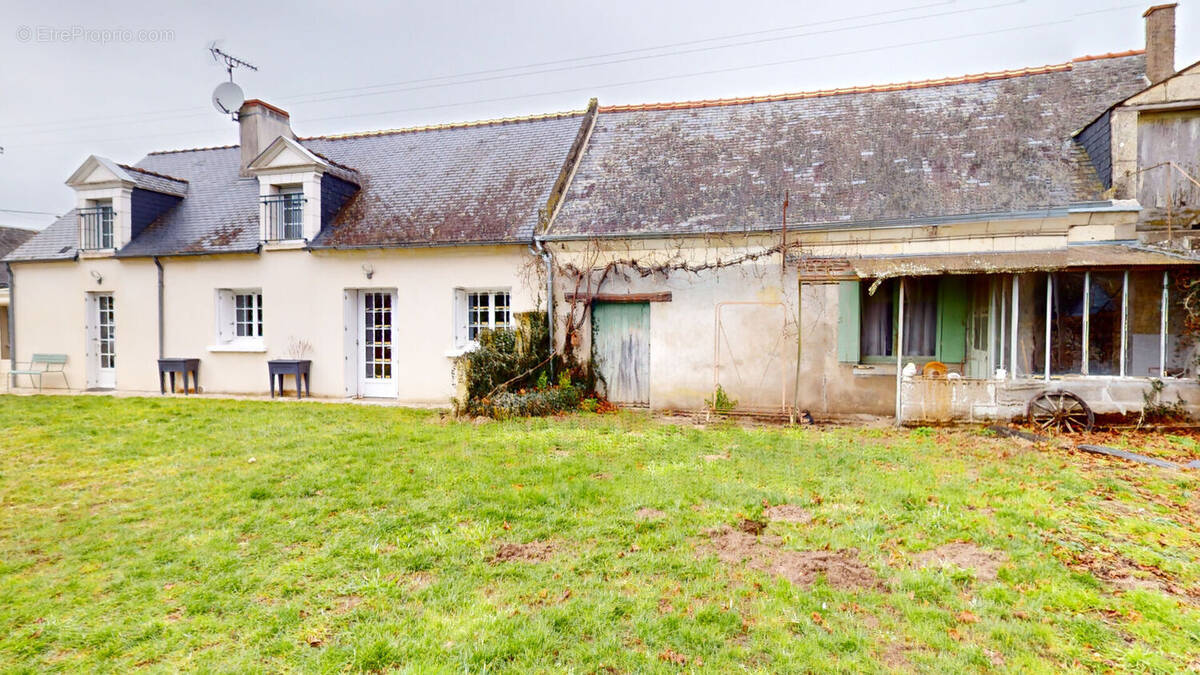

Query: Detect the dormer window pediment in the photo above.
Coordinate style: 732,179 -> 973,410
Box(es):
66,155 -> 186,252
246,137 -> 359,244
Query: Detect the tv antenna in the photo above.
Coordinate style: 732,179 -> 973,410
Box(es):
208,43 -> 257,120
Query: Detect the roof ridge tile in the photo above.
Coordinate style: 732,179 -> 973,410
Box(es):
145,144 -> 238,156
118,163 -> 189,183
299,109 -> 586,141
597,51 -> 1143,114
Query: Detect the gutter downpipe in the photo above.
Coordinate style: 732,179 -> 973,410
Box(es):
5,263 -> 14,371
532,239 -> 554,379
154,257 -> 164,359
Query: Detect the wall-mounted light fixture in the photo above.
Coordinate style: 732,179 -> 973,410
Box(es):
362,263 -> 374,280
90,270 -> 103,285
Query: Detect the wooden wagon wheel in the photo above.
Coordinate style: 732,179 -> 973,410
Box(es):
1027,391 -> 1094,433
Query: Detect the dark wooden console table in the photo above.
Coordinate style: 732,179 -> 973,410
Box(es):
268,359 -> 311,399
158,358 -> 200,395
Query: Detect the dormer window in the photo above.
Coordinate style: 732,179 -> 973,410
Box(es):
245,135 -> 359,247
262,186 -> 306,241
65,155 -> 186,254
79,199 -> 115,250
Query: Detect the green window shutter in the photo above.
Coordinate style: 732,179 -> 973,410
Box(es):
937,277 -> 969,363
837,280 -> 861,363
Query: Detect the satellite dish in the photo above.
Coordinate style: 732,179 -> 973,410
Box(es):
212,81 -> 244,116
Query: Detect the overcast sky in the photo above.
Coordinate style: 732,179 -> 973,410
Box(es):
0,1 -> 1192,230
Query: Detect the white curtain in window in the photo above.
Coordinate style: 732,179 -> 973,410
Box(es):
861,283 -> 893,357
902,278 -> 937,357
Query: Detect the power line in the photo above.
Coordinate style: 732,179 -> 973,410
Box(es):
303,19 -> 1072,124
282,1 -> 1024,108
3,4 -> 1144,149
0,208 -> 60,216
0,1 -> 984,137
285,1 -> 957,100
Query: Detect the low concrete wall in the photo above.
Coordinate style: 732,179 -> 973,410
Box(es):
901,375 -> 1200,424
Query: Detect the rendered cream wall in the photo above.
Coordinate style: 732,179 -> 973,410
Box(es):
10,245 -> 540,403
9,258 -> 159,392
158,245 -> 540,403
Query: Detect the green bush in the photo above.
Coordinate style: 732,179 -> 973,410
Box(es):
704,384 -> 738,413
475,383 -> 583,421
452,311 -> 585,418
454,311 -> 550,404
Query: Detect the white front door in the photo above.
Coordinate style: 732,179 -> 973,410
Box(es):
357,290 -> 397,398
88,293 -> 116,389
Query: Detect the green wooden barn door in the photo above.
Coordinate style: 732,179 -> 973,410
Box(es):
591,302 -> 650,405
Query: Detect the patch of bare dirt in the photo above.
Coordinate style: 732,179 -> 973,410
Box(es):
739,518 -> 767,535
331,595 -> 363,614
880,642 -> 911,670
912,543 -> 1009,582
1071,552 -> 1185,596
765,505 -> 812,524
491,541 -> 556,563
772,550 -> 882,590
701,526 -> 882,591
386,571 -> 435,590
635,507 -> 665,521
703,453 -> 729,461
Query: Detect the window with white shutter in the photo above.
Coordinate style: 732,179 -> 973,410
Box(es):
453,288 -> 512,349
215,288 -> 264,347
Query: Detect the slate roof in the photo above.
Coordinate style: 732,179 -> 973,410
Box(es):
6,111 -> 588,261
122,146 -> 259,257
305,113 -> 586,248
0,226 -> 35,284
119,164 -> 189,197
548,52 -> 1149,238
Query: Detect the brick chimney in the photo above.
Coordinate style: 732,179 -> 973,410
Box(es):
238,99 -> 294,176
1144,3 -> 1177,85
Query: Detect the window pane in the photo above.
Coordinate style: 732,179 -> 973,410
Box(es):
861,280 -> 893,358
494,292 -> 511,328
1050,272 -> 1084,375
1015,273 -> 1047,377
1127,271 -> 1164,377
468,292 -> 489,340
993,276 -> 1011,372
1087,272 -> 1123,375
1167,270 -> 1198,377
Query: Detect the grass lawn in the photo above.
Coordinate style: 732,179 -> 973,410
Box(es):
1,396 -> 1199,672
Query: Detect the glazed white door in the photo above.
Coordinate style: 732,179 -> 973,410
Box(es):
966,281 -> 990,379
357,290 -> 397,398
88,293 -> 116,389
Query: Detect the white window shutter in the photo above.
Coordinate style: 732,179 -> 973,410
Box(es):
216,290 -> 234,344
453,288 -> 467,348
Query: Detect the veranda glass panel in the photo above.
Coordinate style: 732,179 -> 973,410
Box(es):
1088,272 -> 1124,375
1166,271 -> 1198,377
993,276 -> 1012,373
1014,273 -> 1047,377
1126,271 -> 1164,377
1050,272 -> 1085,375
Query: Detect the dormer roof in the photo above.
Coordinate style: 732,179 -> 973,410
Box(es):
245,136 -> 360,185
65,154 -> 188,197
